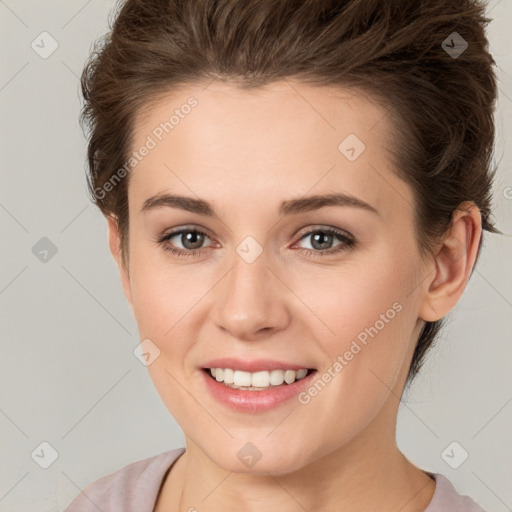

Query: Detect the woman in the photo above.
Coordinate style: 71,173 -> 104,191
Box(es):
66,0 -> 501,510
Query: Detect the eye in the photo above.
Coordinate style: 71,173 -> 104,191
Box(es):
292,227 -> 356,257
156,226 -> 216,258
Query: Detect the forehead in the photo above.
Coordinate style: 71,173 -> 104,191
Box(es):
133,80 -> 389,155
128,80 -> 413,221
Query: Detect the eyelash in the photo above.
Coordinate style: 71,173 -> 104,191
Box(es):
156,225 -> 356,259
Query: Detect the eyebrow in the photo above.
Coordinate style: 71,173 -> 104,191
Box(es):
140,192 -> 379,217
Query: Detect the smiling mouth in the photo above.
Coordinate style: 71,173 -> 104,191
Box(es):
202,367 -> 316,391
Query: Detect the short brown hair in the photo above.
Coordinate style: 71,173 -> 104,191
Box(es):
80,0 -> 502,385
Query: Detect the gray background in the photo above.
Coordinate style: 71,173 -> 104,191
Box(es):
0,1 -> 511,511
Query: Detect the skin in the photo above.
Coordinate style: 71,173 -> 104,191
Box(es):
107,80 -> 481,511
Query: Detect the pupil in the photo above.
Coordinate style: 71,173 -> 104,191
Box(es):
183,231 -> 204,249
312,232 -> 332,250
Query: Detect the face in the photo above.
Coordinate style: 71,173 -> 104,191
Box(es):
110,80 -> 435,474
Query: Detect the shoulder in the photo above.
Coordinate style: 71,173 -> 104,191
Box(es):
426,473 -> 487,512
64,447 -> 186,512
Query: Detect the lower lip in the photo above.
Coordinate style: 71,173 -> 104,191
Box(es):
200,369 -> 317,412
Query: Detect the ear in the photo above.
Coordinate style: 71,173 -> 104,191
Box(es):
418,201 -> 482,322
107,215 -> 134,313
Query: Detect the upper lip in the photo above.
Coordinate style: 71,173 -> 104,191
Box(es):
202,358 -> 315,373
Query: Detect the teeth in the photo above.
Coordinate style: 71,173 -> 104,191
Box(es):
296,369 -> 308,379
233,370 -> 252,387
223,368 -> 234,384
208,367 -> 310,390
284,369 -> 296,384
251,371 -> 269,387
270,369 -> 284,385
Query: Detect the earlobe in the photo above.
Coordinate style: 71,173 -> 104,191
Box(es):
418,202 -> 482,322
107,215 -> 134,312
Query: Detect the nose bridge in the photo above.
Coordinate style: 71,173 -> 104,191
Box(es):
213,239 -> 289,339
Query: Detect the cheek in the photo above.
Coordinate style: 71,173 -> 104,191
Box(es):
128,251 -> 207,424
293,249 -> 418,401
288,268 -> 416,450
128,246 -> 208,338
293,252 -> 414,351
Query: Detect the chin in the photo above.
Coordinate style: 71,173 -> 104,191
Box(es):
204,442 -> 314,476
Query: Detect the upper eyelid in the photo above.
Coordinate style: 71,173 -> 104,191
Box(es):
161,224 -> 213,238
295,225 -> 353,239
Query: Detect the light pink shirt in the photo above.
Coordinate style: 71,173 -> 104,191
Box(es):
65,447 -> 487,511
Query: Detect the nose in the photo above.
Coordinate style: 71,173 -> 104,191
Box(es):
212,248 -> 291,342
